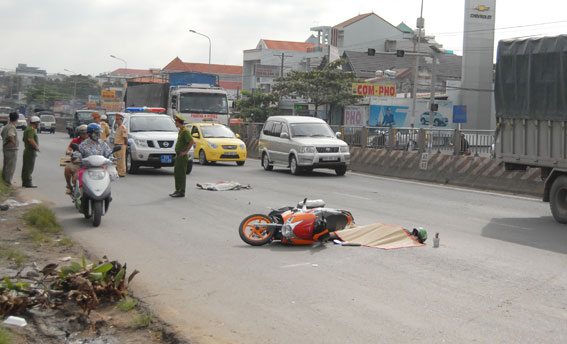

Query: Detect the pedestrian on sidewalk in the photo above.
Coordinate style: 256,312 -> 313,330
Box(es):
21,116 -> 40,188
1,112 -> 19,186
170,113 -> 193,198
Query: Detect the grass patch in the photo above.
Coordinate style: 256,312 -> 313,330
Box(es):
0,247 -> 27,268
57,237 -> 74,247
28,230 -> 53,245
22,205 -> 61,233
116,296 -> 138,312
130,311 -> 153,329
0,326 -> 14,344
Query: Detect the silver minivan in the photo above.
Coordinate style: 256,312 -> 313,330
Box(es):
259,116 -> 350,176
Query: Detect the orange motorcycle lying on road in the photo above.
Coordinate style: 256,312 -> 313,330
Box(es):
238,199 -> 354,246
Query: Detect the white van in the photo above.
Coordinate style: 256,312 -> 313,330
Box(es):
259,116 -> 350,176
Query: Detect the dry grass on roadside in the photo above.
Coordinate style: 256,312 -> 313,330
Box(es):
130,311 -> 154,329
22,205 -> 61,234
0,246 -> 27,268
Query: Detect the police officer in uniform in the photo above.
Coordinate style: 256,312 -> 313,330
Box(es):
113,113 -> 127,177
22,116 -> 40,188
170,114 -> 193,197
100,114 -> 111,141
1,112 -> 19,186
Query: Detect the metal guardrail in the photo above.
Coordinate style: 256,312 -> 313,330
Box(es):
230,123 -> 495,157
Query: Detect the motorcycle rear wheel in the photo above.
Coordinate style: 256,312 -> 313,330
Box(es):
239,214 -> 274,246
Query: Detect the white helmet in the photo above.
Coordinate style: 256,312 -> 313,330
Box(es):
30,116 -> 40,123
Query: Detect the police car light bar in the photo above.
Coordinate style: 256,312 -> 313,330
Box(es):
125,107 -> 166,113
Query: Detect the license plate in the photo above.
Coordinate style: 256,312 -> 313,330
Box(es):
161,155 -> 172,163
321,156 -> 337,161
224,151 -> 238,156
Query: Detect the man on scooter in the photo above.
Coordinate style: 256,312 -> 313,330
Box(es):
64,124 -> 88,194
79,123 -> 112,158
73,123 -> 113,191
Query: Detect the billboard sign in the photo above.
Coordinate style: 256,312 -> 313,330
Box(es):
344,106 -> 369,126
352,83 -> 396,97
453,105 -> 467,123
369,98 -> 454,128
101,89 -> 116,99
254,64 -> 281,78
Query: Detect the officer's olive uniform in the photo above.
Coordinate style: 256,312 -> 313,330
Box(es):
100,121 -> 111,141
21,126 -> 38,187
1,123 -> 18,185
174,127 -> 193,194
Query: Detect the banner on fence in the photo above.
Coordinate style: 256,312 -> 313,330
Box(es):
344,106 -> 369,126
368,98 -> 454,128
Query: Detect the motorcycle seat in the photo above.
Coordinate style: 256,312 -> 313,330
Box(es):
323,214 -> 349,232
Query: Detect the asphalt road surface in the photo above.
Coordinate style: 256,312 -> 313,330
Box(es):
10,132 -> 567,344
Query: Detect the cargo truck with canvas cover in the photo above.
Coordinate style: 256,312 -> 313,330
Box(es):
124,71 -> 230,125
495,35 -> 567,223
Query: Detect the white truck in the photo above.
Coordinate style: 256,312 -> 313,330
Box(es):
125,72 -> 230,125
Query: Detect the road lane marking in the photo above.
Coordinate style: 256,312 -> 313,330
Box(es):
280,263 -> 313,268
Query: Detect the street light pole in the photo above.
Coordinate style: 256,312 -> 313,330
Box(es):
189,29 -> 211,73
110,55 -> 127,71
410,0 -> 425,122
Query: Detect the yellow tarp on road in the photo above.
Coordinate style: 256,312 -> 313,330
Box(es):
334,223 -> 424,250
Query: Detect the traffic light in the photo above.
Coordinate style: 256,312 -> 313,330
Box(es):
367,48 -> 376,56
396,50 -> 405,57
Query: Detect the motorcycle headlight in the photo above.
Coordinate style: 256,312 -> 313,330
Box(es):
207,141 -> 218,149
134,139 -> 148,147
88,171 -> 106,180
300,146 -> 316,153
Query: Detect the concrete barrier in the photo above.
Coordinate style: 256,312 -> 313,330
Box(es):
243,138 -> 544,197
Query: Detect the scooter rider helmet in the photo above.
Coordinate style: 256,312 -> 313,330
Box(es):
411,227 -> 428,244
87,123 -> 101,133
78,124 -> 88,134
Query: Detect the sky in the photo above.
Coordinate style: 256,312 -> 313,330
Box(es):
1,0 -> 566,76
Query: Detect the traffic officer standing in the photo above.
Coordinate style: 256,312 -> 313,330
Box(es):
21,116 -> 40,188
113,113 -> 128,177
100,114 -> 111,141
170,113 -> 193,198
1,112 -> 19,186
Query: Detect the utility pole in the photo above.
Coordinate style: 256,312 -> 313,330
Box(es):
274,53 -> 293,79
411,0 -> 425,121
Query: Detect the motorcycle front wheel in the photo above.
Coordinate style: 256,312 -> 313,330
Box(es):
238,214 -> 274,246
92,200 -> 102,227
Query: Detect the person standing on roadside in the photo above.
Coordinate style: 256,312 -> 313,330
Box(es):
113,114 -> 128,177
100,114 -> 111,141
21,116 -> 40,188
1,112 -> 19,186
170,113 -> 193,198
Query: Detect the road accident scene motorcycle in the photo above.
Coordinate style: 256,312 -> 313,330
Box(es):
238,199 -> 428,248
239,199 -> 355,246
70,143 -> 122,227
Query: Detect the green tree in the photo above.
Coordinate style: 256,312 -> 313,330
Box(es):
236,88 -> 278,123
25,76 -> 101,107
272,58 -> 363,121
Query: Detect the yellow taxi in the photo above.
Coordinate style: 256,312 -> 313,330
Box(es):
187,122 -> 247,166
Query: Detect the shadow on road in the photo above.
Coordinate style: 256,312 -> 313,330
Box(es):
482,216 -> 567,254
235,241 -> 329,254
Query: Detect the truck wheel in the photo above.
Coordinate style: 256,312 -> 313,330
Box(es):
550,175 -> 567,223
126,151 -> 139,174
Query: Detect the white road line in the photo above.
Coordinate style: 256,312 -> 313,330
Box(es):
332,192 -> 372,200
348,171 -> 540,201
280,263 -> 313,268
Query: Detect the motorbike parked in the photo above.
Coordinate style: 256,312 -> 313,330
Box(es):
70,143 -> 121,227
238,199 -> 354,246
